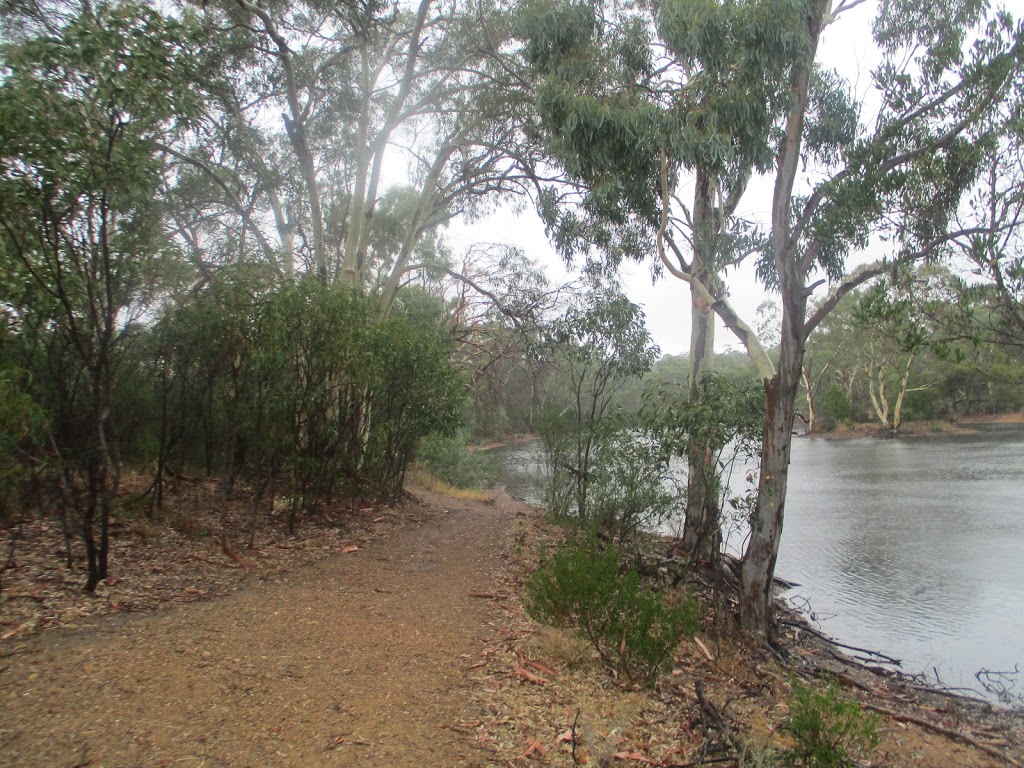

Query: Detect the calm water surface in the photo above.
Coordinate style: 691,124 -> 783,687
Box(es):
490,426 -> 1024,695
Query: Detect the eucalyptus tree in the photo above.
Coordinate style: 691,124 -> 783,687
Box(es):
737,0 -> 1024,634
0,0 -> 201,589
175,0 -> 538,300
853,284 -> 932,432
516,0 -> 1022,635
514,0 -> 817,564
416,243 -> 563,429
949,107 -> 1024,352
800,293 -> 859,432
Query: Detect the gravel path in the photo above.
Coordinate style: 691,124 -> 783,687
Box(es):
0,489 -> 514,767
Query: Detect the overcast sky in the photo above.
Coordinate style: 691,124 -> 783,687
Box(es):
446,0 -> 884,358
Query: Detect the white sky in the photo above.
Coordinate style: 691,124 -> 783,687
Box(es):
446,0 -> 884,358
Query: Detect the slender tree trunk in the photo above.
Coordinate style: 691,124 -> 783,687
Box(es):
739,301 -> 805,636
681,275 -> 721,563
85,400 -> 113,591
738,0 -> 828,638
891,354 -> 916,431
680,170 -> 722,564
801,367 -> 816,434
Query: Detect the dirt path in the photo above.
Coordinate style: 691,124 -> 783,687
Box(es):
0,488 -> 514,768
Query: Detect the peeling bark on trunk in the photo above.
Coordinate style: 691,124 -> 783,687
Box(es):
739,311 -> 803,635
681,275 -> 721,564
738,0 -> 828,638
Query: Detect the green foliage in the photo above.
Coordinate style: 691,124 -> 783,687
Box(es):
817,385 -> 850,433
140,272 -> 464,517
643,372 -> 764,527
524,533 -> 700,686
414,431 -> 500,491
541,282 -> 659,533
643,373 -> 764,460
360,311 -> 465,493
230,277 -> 464,502
586,429 -> 678,542
0,370 -> 43,522
544,411 -> 677,541
780,677 -> 880,768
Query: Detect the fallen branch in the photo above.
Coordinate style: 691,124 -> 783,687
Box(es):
781,619 -> 902,666
695,680 -> 745,756
515,666 -> 548,685
693,636 -> 714,663
524,658 -> 557,678
571,707 -> 580,764
659,758 -> 736,768
514,647 -> 557,678
222,542 -> 253,570
801,663 -> 881,696
863,703 -> 1024,768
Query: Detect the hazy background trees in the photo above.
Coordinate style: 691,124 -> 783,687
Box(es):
1,0 -> 1021,638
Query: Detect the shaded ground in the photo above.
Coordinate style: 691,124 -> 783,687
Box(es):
2,482 -> 1022,767
0,486 -> 514,767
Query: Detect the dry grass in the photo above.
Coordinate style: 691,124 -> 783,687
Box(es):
524,626 -> 596,671
406,468 -> 501,502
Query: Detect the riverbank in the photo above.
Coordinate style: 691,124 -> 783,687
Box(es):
807,411 -> 1024,440
471,504 -> 1024,767
2,482 -> 1021,766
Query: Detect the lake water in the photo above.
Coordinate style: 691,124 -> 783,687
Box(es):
488,425 -> 1024,699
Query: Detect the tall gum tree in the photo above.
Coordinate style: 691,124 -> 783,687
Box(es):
180,0 -> 539,298
516,0 -> 1022,635
738,0 -> 1024,636
513,0 -> 825,564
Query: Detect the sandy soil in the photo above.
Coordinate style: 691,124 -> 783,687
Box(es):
0,487 -> 514,768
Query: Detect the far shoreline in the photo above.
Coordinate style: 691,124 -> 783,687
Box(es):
802,410 -> 1024,440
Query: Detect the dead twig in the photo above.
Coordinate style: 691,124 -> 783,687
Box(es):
781,619 -> 902,666
695,680 -> 745,757
571,707 -> 581,765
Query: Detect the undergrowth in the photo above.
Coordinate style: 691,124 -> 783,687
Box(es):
741,676 -> 880,768
414,431 -> 500,491
523,531 -> 700,686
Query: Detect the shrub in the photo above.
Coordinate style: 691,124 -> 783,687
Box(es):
541,414 -> 677,541
524,533 -> 700,686
415,431 -> 500,490
780,676 -> 880,768
587,430 -> 678,542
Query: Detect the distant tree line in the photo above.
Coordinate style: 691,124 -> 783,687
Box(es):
2,0 -> 1022,640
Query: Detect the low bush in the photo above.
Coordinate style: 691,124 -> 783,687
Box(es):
780,676 -> 880,767
524,532 -> 700,686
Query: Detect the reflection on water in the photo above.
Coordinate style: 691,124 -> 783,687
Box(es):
489,426 -> 1024,696
782,425 -> 1024,693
